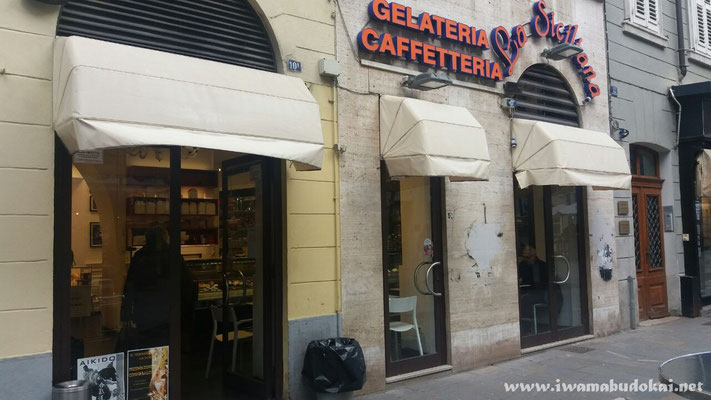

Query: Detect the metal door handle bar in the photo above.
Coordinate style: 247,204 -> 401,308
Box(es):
413,262 -> 429,295
425,262 -> 442,296
236,268 -> 247,299
553,255 -> 570,284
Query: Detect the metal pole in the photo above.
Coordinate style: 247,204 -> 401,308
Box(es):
628,275 -> 637,330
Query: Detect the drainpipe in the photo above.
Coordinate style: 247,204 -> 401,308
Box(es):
676,0 -> 688,78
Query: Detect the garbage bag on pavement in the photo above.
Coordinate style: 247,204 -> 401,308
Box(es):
302,338 -> 366,393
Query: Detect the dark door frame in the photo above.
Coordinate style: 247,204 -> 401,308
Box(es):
380,164 -> 448,377
220,155 -> 284,399
52,145 -> 283,399
53,136 -> 73,385
518,186 -> 590,349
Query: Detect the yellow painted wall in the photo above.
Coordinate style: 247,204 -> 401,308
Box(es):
0,0 -> 58,360
250,0 -> 341,321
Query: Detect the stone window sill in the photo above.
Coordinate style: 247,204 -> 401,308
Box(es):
621,20 -> 668,49
688,50 -> 711,70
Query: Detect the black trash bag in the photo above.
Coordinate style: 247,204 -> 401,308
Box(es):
302,337 -> 366,393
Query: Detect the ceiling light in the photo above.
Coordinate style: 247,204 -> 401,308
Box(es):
402,73 -> 452,91
542,43 -> 583,61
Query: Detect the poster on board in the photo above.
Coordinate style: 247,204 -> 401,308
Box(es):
127,346 -> 169,400
76,352 -> 126,400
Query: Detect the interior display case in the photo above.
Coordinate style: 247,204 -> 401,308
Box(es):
184,259 -> 256,309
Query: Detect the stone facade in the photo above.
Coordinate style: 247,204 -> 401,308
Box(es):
336,0 -> 620,395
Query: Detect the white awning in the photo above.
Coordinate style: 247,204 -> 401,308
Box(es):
380,96 -> 490,180
53,36 -> 324,169
698,150 -> 711,197
512,119 -> 631,190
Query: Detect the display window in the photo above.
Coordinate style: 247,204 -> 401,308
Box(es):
60,145 -> 282,399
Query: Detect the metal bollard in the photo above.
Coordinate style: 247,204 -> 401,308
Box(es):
52,380 -> 90,400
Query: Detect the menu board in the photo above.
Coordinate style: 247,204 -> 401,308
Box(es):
127,346 -> 169,400
76,352 -> 125,400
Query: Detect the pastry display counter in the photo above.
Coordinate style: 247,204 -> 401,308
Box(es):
184,258 -> 256,309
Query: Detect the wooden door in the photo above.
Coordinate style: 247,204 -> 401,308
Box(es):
632,185 -> 669,320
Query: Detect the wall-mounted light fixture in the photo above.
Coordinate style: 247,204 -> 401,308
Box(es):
618,129 -> 630,140
542,42 -> 583,61
402,73 -> 452,91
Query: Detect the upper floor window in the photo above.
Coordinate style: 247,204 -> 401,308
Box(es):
630,145 -> 659,178
629,0 -> 661,33
692,0 -> 711,56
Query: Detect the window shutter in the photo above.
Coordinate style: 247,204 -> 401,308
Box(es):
630,0 -> 660,31
633,0 -> 647,24
648,0 -> 659,27
695,0 -> 711,54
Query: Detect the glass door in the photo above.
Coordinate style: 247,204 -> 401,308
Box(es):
381,170 -> 447,377
218,156 -> 276,398
515,186 -> 588,348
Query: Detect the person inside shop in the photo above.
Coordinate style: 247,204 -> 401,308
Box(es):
118,226 -> 172,351
517,244 -> 563,334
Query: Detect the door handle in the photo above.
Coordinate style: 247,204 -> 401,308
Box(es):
553,255 -> 571,284
236,268 -> 247,299
413,262 -> 429,295
425,262 -> 442,296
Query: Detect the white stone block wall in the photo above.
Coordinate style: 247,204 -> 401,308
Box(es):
336,0 -> 619,394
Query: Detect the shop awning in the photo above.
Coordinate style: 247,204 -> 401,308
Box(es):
512,119 -> 631,190
379,95 -> 490,180
53,36 -> 324,169
698,150 -> 711,197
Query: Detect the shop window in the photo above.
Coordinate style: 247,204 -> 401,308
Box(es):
629,0 -> 661,33
630,145 -> 659,178
66,146 -> 275,398
692,0 -> 711,57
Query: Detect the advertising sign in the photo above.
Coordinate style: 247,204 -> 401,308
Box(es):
127,346 -> 169,400
77,353 -> 126,400
357,0 -> 600,99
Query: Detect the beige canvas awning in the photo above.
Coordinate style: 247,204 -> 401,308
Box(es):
512,119 -> 631,190
53,36 -> 324,169
698,150 -> 711,197
380,96 -> 490,180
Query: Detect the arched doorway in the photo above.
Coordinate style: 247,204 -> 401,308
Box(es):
54,2 -> 288,399
512,65 -> 591,348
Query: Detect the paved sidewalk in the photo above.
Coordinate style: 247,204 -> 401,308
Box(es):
359,311 -> 711,400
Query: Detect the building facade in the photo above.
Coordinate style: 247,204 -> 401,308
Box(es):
605,0 -> 711,327
336,0 -> 628,395
0,0 -> 340,399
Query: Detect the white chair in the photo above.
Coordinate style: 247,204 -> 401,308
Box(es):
205,305 -> 253,378
388,296 -> 423,358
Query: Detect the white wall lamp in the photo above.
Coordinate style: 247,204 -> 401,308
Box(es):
402,73 -> 452,91
542,43 -> 583,60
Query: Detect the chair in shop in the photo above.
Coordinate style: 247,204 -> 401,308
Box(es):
388,296 -> 423,359
205,304 -> 253,378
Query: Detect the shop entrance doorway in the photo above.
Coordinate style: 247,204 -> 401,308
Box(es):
515,186 -> 590,348
58,145 -> 282,400
381,169 -> 447,377
180,153 -> 283,400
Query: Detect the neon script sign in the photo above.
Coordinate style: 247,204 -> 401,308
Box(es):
357,0 -> 600,99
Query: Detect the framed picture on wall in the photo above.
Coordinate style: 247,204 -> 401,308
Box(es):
90,222 -> 102,247
89,195 -> 98,212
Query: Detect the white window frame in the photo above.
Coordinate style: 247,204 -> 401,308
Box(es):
627,0 -> 662,34
691,0 -> 711,57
